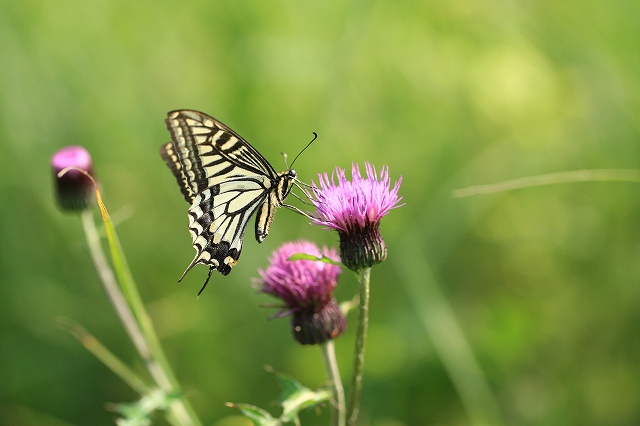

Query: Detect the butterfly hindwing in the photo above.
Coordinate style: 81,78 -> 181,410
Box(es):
183,176 -> 272,277
160,110 -> 296,291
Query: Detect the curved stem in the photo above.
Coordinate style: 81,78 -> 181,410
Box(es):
452,168 -> 640,198
81,210 -> 201,425
81,211 -> 154,369
60,319 -> 150,395
346,267 -> 371,425
321,340 -> 345,426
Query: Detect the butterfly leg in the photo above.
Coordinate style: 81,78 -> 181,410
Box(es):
197,267 -> 215,298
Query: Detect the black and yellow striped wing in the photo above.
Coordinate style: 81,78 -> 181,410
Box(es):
160,110 -> 296,293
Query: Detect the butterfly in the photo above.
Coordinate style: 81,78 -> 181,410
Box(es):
160,109 -> 308,295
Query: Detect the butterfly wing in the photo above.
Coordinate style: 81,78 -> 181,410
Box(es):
182,176 -> 272,278
160,110 -> 278,203
160,110 -> 284,287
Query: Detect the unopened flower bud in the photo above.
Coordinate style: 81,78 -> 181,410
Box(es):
51,146 -> 95,212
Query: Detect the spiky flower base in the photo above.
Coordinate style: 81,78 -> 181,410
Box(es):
292,299 -> 346,345
338,220 -> 387,272
55,174 -> 95,212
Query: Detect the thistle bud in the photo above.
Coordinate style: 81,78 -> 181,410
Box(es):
51,146 -> 95,212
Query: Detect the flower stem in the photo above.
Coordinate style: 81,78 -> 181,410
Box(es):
81,209 -> 201,425
321,340 -> 345,426
59,318 -> 150,395
81,211 -> 156,368
346,267 -> 371,425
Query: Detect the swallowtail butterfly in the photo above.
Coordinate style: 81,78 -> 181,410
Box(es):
160,110 -> 299,295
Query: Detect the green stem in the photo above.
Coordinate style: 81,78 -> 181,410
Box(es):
321,340 -> 345,426
345,267 -> 371,425
81,209 -> 201,426
452,168 -> 640,198
81,211 -> 154,370
60,318 -> 150,395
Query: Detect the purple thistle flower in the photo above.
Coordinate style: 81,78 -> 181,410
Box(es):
51,146 -> 95,212
256,240 -> 345,345
309,162 -> 403,271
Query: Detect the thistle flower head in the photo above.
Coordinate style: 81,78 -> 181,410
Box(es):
51,145 -> 95,212
309,162 -> 403,271
256,240 -> 345,345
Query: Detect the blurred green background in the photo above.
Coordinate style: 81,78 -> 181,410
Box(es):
2,0 -> 640,425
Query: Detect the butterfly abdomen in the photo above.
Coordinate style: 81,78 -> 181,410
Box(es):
254,170 -> 297,243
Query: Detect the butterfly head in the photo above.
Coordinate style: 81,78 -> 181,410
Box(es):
276,169 -> 297,202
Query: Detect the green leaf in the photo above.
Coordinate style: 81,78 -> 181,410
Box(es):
228,368 -> 331,425
288,253 -> 342,266
226,403 -> 280,426
273,369 -> 332,423
112,389 -> 181,426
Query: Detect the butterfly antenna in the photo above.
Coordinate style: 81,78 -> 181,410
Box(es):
281,152 -> 290,170
289,132 -> 317,170
197,267 -> 214,298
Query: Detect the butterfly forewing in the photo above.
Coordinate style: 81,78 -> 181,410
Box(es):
162,110 -> 277,194
160,110 -> 294,290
